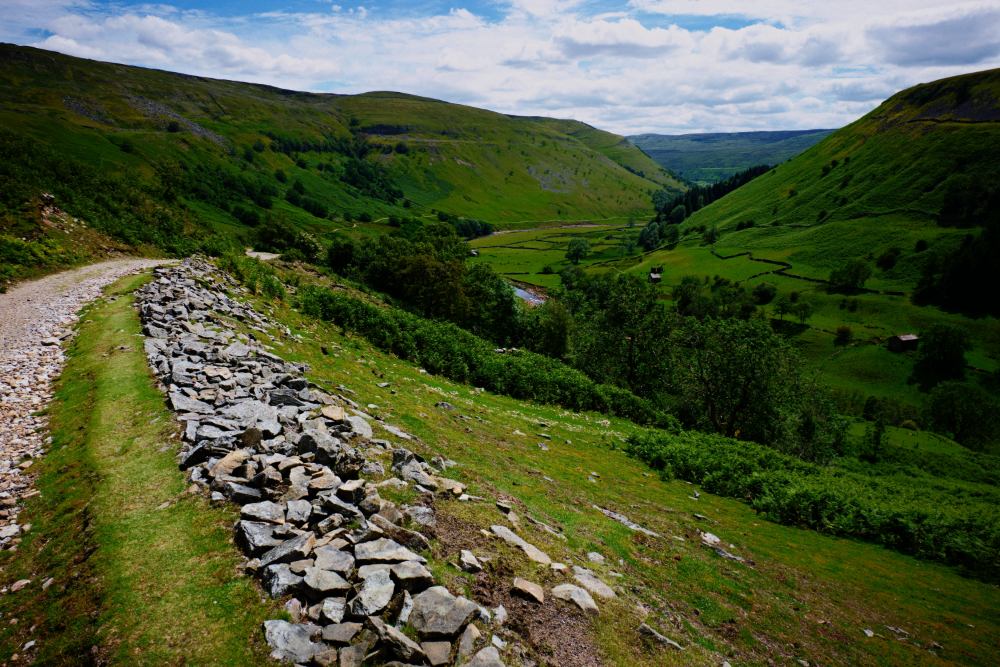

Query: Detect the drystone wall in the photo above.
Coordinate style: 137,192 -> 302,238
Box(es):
135,259 -> 507,667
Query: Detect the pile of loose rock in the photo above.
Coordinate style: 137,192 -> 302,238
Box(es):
135,259 -> 504,666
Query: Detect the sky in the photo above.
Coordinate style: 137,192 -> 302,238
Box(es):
2,1 -> 1000,134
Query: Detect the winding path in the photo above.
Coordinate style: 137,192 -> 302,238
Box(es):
0,258 -> 172,548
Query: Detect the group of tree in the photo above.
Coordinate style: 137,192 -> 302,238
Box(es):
651,164 -> 772,225
326,221 -> 519,342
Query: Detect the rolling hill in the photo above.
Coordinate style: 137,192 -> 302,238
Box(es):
629,129 -> 834,184
0,43 -> 683,285
469,68 -> 1000,412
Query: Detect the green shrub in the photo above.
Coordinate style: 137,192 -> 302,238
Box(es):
625,429 -> 1000,580
295,285 -> 674,427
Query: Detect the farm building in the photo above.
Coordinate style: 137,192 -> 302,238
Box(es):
887,333 -> 919,352
648,266 -> 663,283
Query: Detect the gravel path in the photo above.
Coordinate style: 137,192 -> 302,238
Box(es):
0,259 -> 173,550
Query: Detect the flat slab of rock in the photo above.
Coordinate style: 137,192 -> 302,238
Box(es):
259,532 -> 316,568
490,525 -> 551,565
466,646 -> 505,667
409,586 -> 479,639
303,567 -> 351,595
263,620 -> 325,663
512,577 -> 544,604
354,538 -> 425,564
572,566 -> 616,599
350,567 -> 394,616
551,583 -> 599,614
421,641 -> 454,666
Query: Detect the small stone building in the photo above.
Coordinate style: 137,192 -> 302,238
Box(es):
887,333 -> 919,352
648,266 -> 663,283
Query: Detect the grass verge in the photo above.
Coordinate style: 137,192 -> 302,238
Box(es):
0,273 -> 277,665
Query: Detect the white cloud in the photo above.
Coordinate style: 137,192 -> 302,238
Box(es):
1,1 -> 998,134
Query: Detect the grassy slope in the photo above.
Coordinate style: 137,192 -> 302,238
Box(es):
0,274 -> 277,664
0,44 -> 681,236
470,69 -> 1000,408
629,130 -> 834,184
242,266 -> 1000,666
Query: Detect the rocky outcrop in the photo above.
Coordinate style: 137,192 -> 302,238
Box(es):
135,259 -> 497,666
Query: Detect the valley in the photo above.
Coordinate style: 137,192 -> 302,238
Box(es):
0,38 -> 998,667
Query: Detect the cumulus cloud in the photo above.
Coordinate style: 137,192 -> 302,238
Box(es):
869,6 -> 1000,66
0,0 -> 998,133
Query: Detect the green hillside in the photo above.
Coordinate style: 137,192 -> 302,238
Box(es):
0,43 -> 683,285
676,68 -> 1000,285
629,129 -> 834,184
470,69 -> 1000,416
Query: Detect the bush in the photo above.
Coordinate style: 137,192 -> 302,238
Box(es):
295,285 -> 673,427
625,429 -> 1000,580
834,325 -> 853,346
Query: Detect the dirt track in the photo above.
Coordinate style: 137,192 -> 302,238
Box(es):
0,259 -> 172,548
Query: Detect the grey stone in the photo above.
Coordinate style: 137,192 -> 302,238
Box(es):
409,586 -> 479,639
285,499 -> 312,524
320,596 -> 348,624
466,646 -> 505,667
264,564 -> 303,597
350,567 -> 395,616
169,392 -> 214,414
313,545 -> 354,575
368,616 -> 425,662
354,538 -> 425,564
404,505 -> 436,530
458,624 -> 481,660
460,550 -> 482,573
572,566 -> 616,599
236,520 -> 283,555
638,623 -> 684,650
390,560 -> 434,592
259,532 -> 316,568
241,501 -> 285,524
421,641 -> 453,666
490,525 -> 551,565
262,620 -> 324,663
551,584 -> 599,615
322,622 -> 362,644
303,567 -> 351,595
346,415 -> 373,439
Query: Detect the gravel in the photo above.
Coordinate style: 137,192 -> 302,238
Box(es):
0,259 -> 171,549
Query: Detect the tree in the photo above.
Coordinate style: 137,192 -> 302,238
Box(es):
834,325 -> 853,346
912,324 -> 970,389
859,417 -> 887,462
531,300 -> 573,358
773,295 -> 792,320
663,224 -> 680,246
668,204 -> 686,224
828,259 -> 872,294
638,223 -> 660,250
670,318 -> 800,442
927,382 -> 1000,450
793,300 -> 814,324
566,238 -> 590,264
326,236 -> 358,274
752,283 -> 777,305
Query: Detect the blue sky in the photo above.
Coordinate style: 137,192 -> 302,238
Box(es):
3,1 -> 999,133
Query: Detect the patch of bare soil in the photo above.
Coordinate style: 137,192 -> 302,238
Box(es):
473,558 -> 604,667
